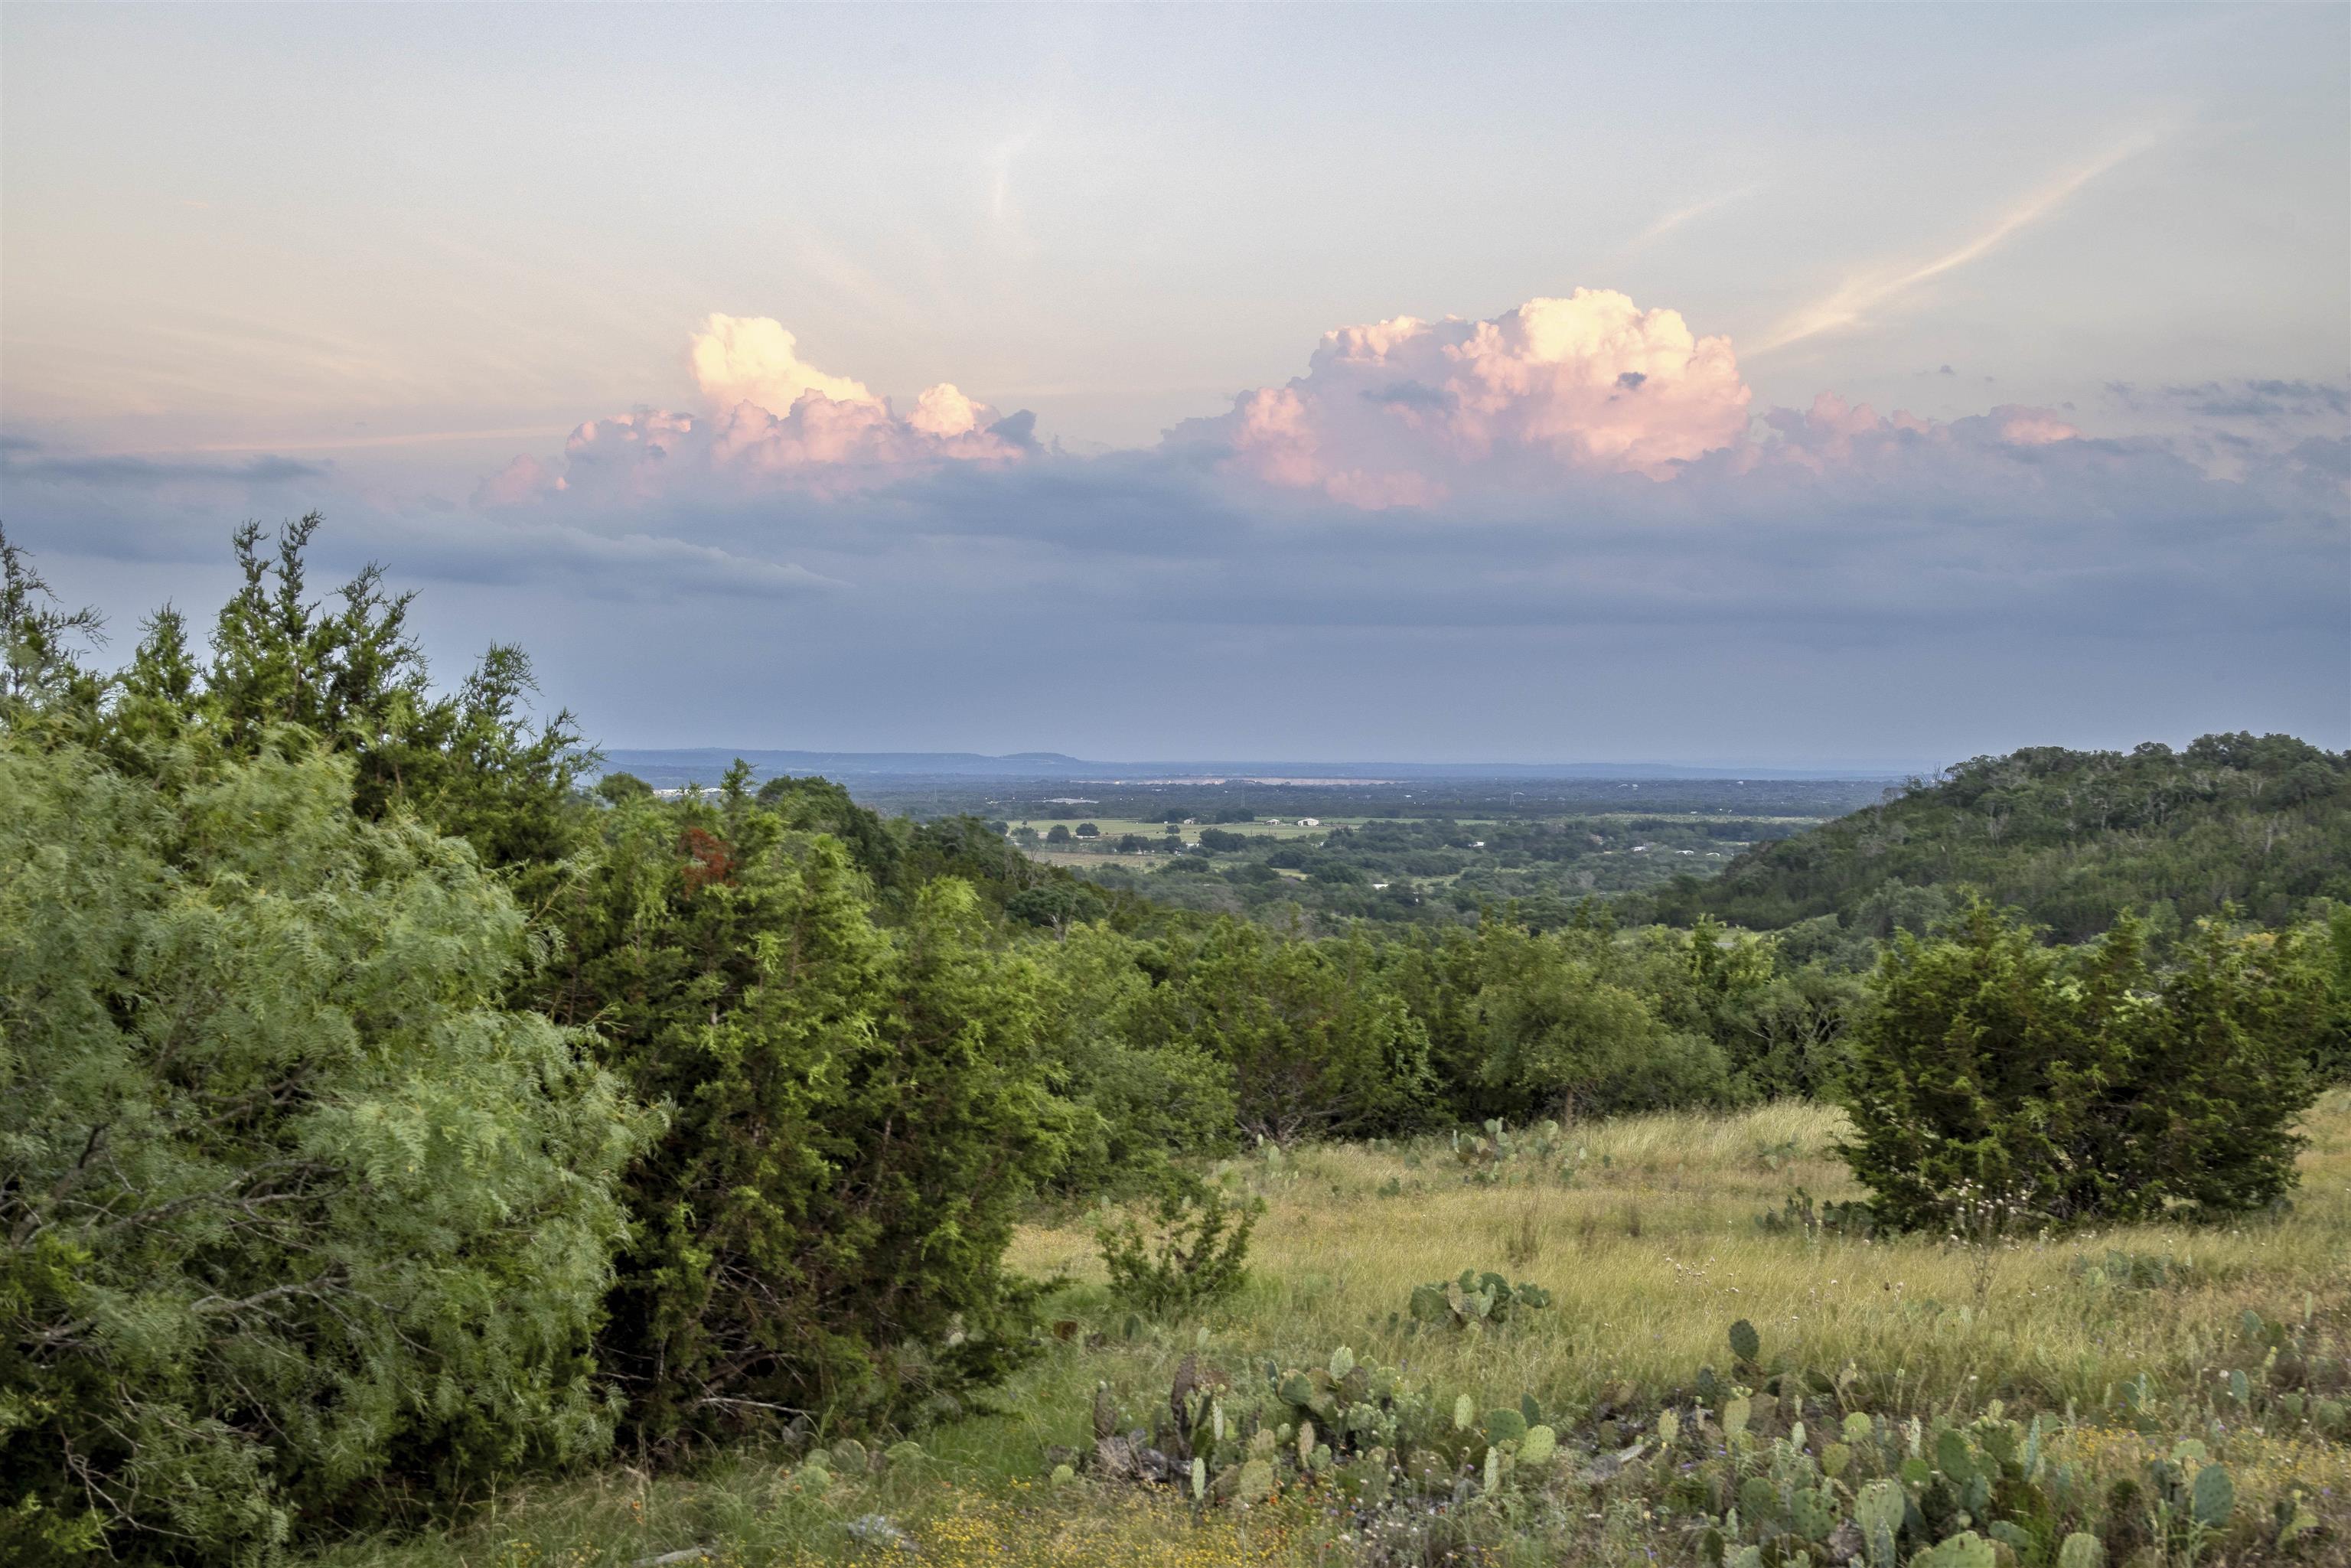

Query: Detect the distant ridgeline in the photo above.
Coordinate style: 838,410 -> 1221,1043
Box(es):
1645,733 -> 2350,941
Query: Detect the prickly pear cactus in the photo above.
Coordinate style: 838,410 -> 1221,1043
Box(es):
1730,1319 -> 1762,1364
2056,1534 -> 2105,1568
1856,1477 -> 1906,1568
1789,1487 -> 1838,1542
1913,1534 -> 1996,1568
2192,1463 -> 2235,1528
1521,1424 -> 1557,1465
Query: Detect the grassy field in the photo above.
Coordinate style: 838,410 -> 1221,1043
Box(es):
301,1095 -> 2351,1568
1022,817 -> 1325,870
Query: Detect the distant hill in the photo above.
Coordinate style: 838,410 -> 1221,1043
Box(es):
1648,733 -> 2350,941
594,748 -> 1919,788
597,748 -> 1095,784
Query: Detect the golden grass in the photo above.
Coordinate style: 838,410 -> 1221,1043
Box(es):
1009,1094 -> 2351,1420
308,1093 -> 2351,1566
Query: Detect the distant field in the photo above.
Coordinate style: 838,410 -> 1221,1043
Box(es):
1009,817 -> 1351,834
1012,816 -> 1352,853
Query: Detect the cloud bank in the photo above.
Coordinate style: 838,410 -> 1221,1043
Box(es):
477,290 -> 2292,524
5,287 -> 2343,758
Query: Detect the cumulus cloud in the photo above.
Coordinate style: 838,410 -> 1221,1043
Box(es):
690,314 -> 875,413
477,315 -> 1036,507
1169,289 -> 1753,503
432,288 -> 2349,547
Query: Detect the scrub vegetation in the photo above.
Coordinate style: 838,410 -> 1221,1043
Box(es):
5,520 -> 2347,1568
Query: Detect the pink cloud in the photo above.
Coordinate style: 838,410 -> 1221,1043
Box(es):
1992,406 -> 2085,446
476,316 -> 1033,507
1171,288 -> 1753,505
475,293 -> 2105,518
690,314 -> 872,414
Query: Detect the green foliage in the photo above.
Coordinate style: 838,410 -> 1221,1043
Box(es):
1840,901 -> 2320,1231
1660,736 -> 2351,940
1475,923 -> 1734,1119
1121,921 -> 1433,1142
0,523 -> 107,738
1034,925 -> 1236,1193
1447,1117 -> 1582,1186
1753,1185 -> 1877,1240
161,518 -> 594,897
546,786 -> 1074,1445
1094,1172 -> 1261,1317
4,525 -> 1103,1497
0,742 -> 651,1563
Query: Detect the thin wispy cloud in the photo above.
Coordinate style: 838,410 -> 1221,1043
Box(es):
1750,130 -> 2165,356
984,126 -> 1044,256
1616,184 -> 1763,258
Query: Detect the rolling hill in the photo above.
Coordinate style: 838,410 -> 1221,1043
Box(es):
1645,732 -> 2349,941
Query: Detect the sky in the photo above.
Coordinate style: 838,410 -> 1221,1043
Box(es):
2,2 -> 2345,766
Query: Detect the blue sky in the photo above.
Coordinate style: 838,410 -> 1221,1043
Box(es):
2,3 -> 2344,764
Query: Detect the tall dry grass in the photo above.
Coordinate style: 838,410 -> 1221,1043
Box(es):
303,1094 -> 2351,1566
1008,1093 -> 2351,1420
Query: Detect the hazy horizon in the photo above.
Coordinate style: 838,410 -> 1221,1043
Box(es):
595,745 -> 1948,778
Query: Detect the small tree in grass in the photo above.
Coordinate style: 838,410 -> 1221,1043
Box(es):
1841,900 -> 2321,1234
1096,1170 -> 1262,1317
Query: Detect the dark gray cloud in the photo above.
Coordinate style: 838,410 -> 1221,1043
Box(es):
2165,378 -> 2350,419
1,446 -> 325,488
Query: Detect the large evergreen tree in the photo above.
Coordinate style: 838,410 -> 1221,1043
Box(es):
542,778 -> 1073,1445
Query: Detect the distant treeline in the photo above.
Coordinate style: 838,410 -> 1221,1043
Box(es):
856,774 -> 1896,823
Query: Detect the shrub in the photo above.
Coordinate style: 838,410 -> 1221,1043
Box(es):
1841,901 -> 2320,1232
547,788 -> 1074,1446
1476,931 -> 1733,1120
1123,921 -> 1433,1142
1036,926 -> 1237,1193
1095,1172 -> 1261,1317
0,742 -> 651,1563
